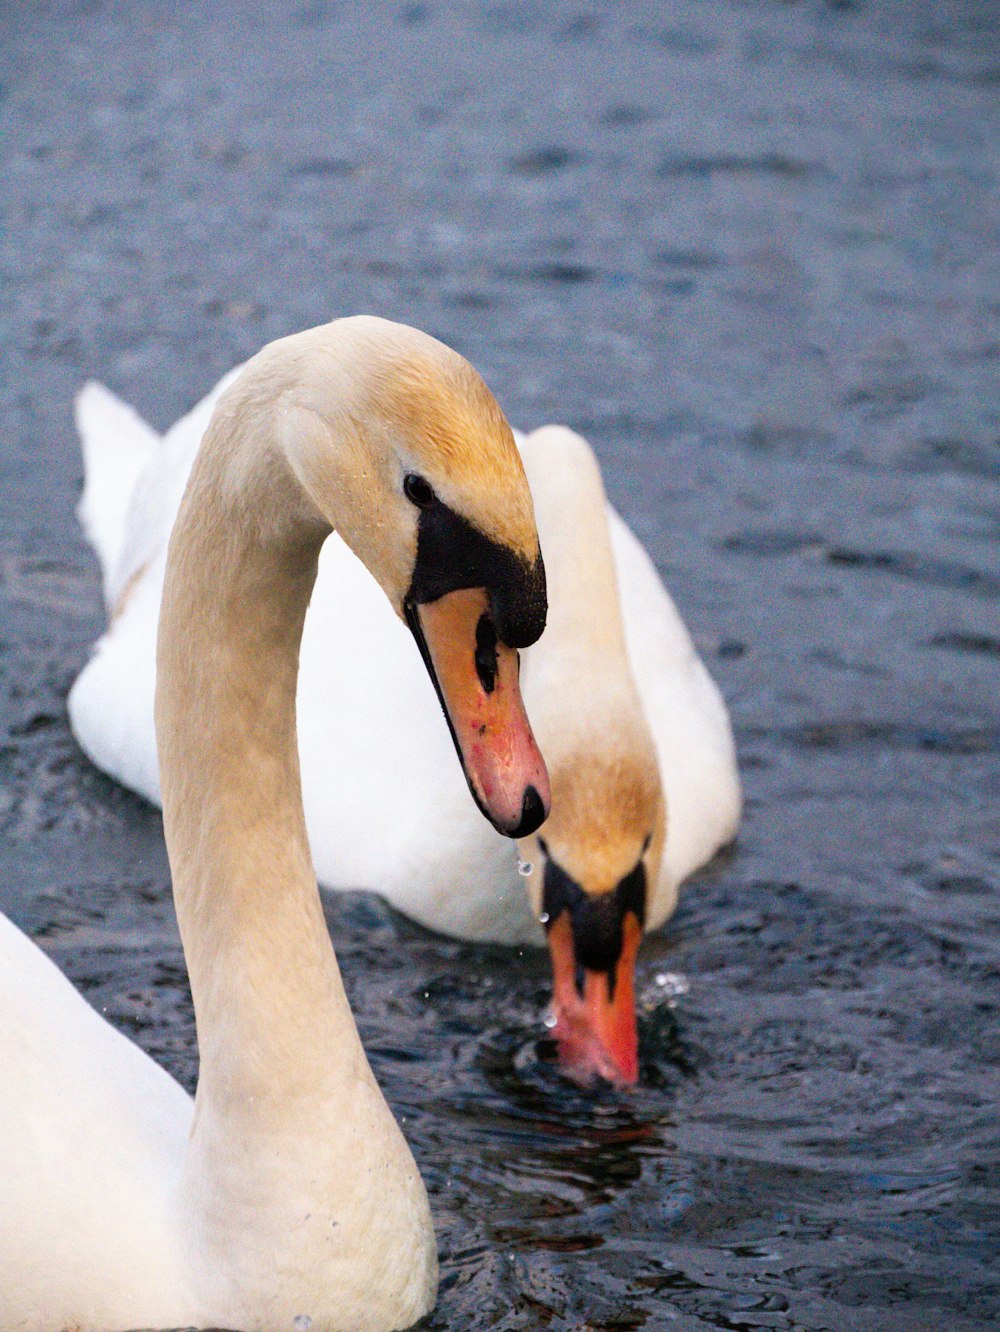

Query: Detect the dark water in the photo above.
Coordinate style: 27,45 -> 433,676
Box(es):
1,2 -> 998,1329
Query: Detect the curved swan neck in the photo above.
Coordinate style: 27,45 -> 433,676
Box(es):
517,430 -> 642,758
519,427 -> 630,673
154,340 -> 437,1325
156,378 -> 345,1082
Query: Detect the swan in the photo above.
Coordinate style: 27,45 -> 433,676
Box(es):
70,367 -> 741,1084
1,316 -> 555,1332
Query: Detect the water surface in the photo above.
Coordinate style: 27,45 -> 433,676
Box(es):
1,2 -> 997,1328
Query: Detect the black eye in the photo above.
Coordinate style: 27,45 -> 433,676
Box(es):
403,473 -> 435,508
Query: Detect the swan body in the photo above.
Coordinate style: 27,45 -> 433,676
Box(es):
2,317 -> 556,1330
70,374 -> 741,947
0,912 -> 194,1327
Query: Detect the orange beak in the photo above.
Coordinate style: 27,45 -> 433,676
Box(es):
546,911 -> 642,1085
410,587 -> 551,837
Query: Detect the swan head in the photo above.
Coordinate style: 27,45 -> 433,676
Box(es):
273,316 -> 551,837
516,725 -> 665,1085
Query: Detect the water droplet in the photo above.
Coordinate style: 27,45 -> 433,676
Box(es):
539,911 -> 549,924
517,859 -> 533,877
542,1008 -> 558,1029
654,971 -> 690,998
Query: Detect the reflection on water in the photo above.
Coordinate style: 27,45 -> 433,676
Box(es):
1,0 -> 998,1328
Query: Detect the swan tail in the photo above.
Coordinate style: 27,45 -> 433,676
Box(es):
75,381 -> 161,607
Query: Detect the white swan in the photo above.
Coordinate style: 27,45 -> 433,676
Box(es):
70,369 -> 740,1084
1,317 -> 556,1332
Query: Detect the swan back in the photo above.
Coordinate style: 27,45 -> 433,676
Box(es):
0,915 -> 195,1330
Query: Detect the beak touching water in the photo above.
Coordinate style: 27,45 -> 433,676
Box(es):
538,847 -> 648,1086
406,587 -> 550,837
546,911 -> 642,1085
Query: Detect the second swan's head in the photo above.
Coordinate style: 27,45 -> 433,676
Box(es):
256,315 -> 551,838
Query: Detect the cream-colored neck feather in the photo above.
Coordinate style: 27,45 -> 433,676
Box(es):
521,428 -> 631,675
518,427 -> 665,897
156,324 -> 437,1329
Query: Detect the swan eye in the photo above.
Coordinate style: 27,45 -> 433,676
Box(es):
403,473 -> 435,508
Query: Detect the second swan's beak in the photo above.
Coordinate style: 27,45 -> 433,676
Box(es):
546,910 -> 642,1086
533,846 -> 649,1086
406,587 -> 550,837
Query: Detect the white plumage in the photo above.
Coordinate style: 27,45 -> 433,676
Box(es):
69,367 -> 740,943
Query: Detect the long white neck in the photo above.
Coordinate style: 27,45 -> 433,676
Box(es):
518,426 -> 638,717
155,338 -> 435,1328
158,422 -> 351,1111
515,426 -> 664,898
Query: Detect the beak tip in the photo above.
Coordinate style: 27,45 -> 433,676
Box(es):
510,783 -> 548,837
552,1022 -> 639,1088
486,783 -> 549,837
546,918 -> 643,1088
